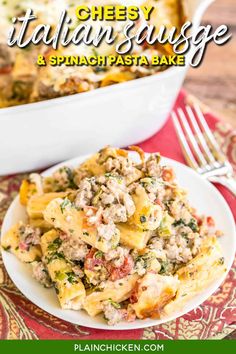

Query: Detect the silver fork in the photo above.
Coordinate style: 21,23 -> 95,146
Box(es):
172,104 -> 236,197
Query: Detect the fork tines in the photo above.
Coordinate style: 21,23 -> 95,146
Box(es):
172,104 -> 225,173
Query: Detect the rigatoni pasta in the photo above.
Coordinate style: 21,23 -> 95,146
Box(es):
41,229 -> 86,310
84,274 -> 139,317
1,223 -> 42,263
27,192 -> 69,219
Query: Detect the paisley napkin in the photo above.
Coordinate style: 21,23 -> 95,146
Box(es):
0,90 -> 235,340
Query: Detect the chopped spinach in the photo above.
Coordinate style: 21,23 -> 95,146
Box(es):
47,251 -> 65,264
66,272 -> 78,284
188,218 -> 198,232
47,238 -> 62,252
135,253 -> 155,269
108,298 -> 121,309
159,261 -> 169,275
173,218 -> 199,232
60,198 -> 71,213
95,251 -> 104,259
65,167 -> 77,189
173,218 -> 185,227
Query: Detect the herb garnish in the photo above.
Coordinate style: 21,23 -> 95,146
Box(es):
173,218 -> 199,232
135,253 -> 155,269
108,298 -> 121,309
188,218 -> 198,232
66,272 -> 78,284
47,251 -> 65,263
60,198 -> 71,213
159,260 -> 169,275
95,251 -> 104,259
47,238 -> 62,252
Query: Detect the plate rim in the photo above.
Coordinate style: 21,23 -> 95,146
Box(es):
1,153 -> 235,330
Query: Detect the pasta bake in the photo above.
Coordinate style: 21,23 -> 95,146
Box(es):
0,0 -> 185,108
1,147 -> 226,325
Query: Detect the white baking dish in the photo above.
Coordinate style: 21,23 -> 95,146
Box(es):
0,0 -> 213,175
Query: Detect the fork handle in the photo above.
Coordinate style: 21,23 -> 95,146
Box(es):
209,176 -> 236,197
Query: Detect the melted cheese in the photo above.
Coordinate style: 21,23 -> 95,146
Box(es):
131,272 -> 179,319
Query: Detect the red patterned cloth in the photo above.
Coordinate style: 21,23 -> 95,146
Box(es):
0,91 -> 235,340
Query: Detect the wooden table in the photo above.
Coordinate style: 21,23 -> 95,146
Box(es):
184,0 -> 236,128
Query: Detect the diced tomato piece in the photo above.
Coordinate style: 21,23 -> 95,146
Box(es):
207,216 -> 215,228
85,250 -> 134,281
193,213 -> 202,226
154,198 -> 164,209
0,65 -> 12,74
19,241 -> 29,251
84,248 -> 105,270
108,255 -> 134,281
161,167 -> 175,182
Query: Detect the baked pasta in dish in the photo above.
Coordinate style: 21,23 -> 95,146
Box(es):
1,147 -> 226,325
0,0 -> 186,108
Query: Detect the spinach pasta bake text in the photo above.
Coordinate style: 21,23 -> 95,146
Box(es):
0,0 -> 186,108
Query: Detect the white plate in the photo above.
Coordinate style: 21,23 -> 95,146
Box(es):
1,153 -> 236,330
